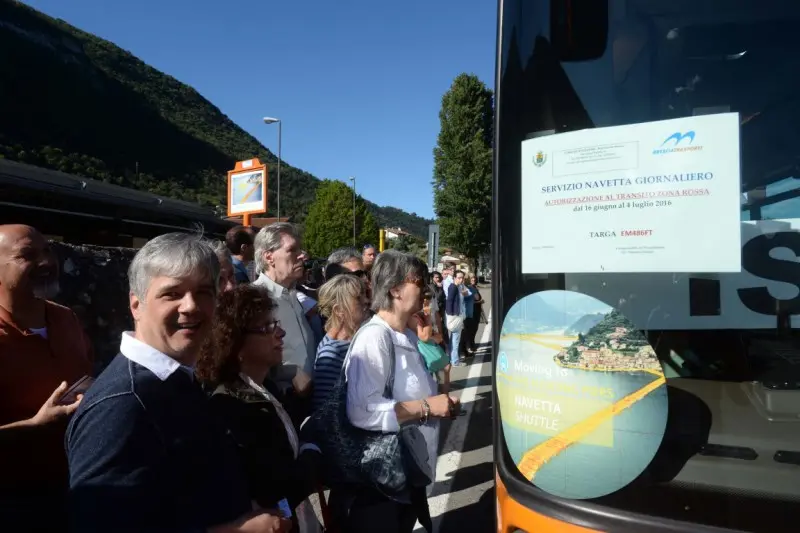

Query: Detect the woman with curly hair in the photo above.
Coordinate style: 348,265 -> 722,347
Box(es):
196,284 -> 322,533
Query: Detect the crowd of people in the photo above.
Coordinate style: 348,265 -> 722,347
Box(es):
0,222 -> 483,533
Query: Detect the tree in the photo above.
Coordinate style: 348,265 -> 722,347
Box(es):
388,234 -> 412,253
388,234 -> 430,263
303,180 -> 379,258
432,73 -> 493,262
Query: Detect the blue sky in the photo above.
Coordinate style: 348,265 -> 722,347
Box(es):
23,0 -> 496,220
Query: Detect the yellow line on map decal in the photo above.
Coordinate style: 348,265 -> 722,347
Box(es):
241,182 -> 261,203
516,375 -> 667,481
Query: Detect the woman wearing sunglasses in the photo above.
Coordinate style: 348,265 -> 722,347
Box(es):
196,285 -> 322,533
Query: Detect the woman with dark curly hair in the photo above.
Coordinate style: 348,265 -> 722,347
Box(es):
196,284 -> 322,533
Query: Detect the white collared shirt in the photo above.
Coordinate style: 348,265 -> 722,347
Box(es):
442,275 -> 453,296
119,331 -> 195,381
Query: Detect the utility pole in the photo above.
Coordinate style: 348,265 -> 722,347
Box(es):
349,176 -> 356,246
262,117 -> 282,219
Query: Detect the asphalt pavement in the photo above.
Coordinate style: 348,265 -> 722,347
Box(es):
416,284 -> 494,533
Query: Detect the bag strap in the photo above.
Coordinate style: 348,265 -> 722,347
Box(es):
342,320 -> 397,400
382,326 -> 396,400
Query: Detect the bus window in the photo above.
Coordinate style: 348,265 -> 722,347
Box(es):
494,1 -> 800,532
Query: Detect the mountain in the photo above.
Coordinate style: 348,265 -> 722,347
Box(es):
565,313 -> 605,335
504,293 -> 570,331
0,1 -> 432,237
581,310 -> 649,352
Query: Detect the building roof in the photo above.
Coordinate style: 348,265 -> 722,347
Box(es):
0,159 -> 235,239
383,226 -> 409,235
223,216 -> 291,228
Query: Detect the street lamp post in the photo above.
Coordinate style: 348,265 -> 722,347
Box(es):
262,117 -> 282,219
349,176 -> 356,247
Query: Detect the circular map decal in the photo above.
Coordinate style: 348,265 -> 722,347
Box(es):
497,290 -> 668,499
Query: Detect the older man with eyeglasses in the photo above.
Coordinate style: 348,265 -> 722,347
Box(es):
66,232 -> 290,533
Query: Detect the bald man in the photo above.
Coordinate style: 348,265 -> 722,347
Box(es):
0,225 -> 93,527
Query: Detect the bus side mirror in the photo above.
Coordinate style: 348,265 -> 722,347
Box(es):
550,0 -> 609,61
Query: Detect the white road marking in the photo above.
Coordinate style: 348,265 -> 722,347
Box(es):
435,444 -> 493,480
427,480 -> 495,514
416,311 -> 493,532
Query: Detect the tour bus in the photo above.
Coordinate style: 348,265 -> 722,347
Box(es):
493,1 -> 800,532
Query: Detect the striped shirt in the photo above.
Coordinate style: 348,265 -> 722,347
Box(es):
312,335 -> 351,411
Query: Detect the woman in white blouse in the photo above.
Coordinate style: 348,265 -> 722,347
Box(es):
332,250 -> 460,533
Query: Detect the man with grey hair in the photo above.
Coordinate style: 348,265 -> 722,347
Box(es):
324,246 -> 364,280
67,232 -> 289,533
253,222 -> 315,399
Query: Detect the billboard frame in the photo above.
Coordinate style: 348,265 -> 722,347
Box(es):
227,158 -> 268,219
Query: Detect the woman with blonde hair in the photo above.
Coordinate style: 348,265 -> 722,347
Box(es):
312,273 -> 370,411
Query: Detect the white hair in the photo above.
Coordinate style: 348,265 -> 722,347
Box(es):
128,232 -> 220,299
254,222 -> 300,274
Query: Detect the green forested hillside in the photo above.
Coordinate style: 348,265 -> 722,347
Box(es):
0,0 -> 431,236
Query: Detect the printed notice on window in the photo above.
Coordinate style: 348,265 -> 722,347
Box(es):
521,113 -> 742,274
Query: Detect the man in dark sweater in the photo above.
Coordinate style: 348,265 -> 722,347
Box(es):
66,233 -> 290,533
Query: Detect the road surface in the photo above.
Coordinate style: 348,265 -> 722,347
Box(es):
417,284 -> 494,533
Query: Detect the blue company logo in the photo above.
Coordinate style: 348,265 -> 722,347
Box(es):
498,351 -> 509,373
652,130 -> 703,155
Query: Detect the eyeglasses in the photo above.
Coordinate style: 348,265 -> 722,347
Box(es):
244,320 -> 282,336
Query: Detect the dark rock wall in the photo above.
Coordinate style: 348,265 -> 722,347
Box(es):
51,242 -> 136,372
